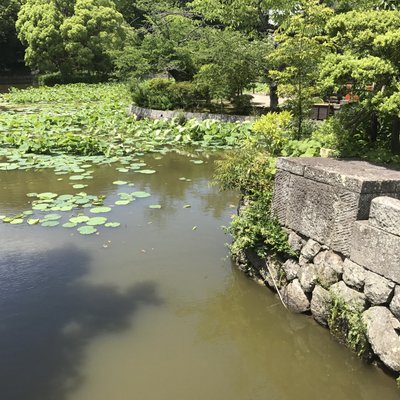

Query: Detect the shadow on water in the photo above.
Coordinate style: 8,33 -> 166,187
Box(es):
0,244 -> 163,400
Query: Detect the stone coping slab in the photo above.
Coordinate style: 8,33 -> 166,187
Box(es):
276,157 -> 400,194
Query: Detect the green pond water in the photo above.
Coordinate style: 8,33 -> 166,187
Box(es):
0,151 -> 398,400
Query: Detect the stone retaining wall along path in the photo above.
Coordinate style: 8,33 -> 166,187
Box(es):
128,105 -> 254,123
239,157 -> 400,377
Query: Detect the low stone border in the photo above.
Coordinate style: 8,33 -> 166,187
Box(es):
128,104 -> 254,123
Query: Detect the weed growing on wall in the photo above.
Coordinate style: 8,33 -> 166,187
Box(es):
214,140 -> 293,258
327,294 -> 370,358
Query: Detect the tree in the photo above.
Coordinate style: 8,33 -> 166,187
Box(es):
268,1 -> 333,137
0,0 -> 24,69
320,10 -> 400,153
61,0 -> 127,75
16,0 -> 66,73
16,0 -> 127,76
193,28 -> 270,102
189,0 -> 295,110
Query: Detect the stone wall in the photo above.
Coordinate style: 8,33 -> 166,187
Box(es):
128,105 -> 254,123
239,157 -> 400,376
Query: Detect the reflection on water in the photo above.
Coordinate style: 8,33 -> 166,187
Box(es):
0,152 -> 398,400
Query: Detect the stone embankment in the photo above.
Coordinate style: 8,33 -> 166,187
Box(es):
239,157 -> 400,375
128,105 -> 253,123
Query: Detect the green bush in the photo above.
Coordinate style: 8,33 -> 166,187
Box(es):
214,143 -> 293,258
251,111 -> 293,155
129,78 -> 207,110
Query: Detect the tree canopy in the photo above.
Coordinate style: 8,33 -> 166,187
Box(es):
16,0 -> 127,75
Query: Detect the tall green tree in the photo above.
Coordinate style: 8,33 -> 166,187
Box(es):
0,0 -> 24,69
16,0 -> 65,73
61,0 -> 127,74
268,0 -> 333,137
320,10 -> 400,153
16,0 -> 127,76
193,28 -> 270,101
189,0 -> 295,110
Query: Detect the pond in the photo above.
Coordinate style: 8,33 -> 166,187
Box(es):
0,151 -> 398,400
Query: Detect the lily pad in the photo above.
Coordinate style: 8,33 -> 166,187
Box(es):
74,198 -> 90,205
58,205 -> 74,212
183,204 -> 191,208
58,194 -> 74,201
69,175 -> 85,181
90,206 -> 112,214
72,184 -> 88,189
113,180 -> 128,185
138,169 -> 156,174
27,218 -> 40,225
149,204 -> 162,209
43,213 -> 62,221
105,222 -> 120,228
191,160 -> 204,164
62,222 -> 77,228
37,192 -> 58,200
115,200 -> 131,206
41,220 -> 60,227
131,191 -> 151,198
77,225 -> 97,235
69,215 -> 90,224
10,218 -> 24,225
87,217 -> 107,226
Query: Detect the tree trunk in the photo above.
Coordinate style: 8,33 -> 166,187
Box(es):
368,112 -> 378,143
269,80 -> 279,111
391,115 -> 400,154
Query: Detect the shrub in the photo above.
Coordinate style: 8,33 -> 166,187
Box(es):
251,111 -> 293,155
214,143 -> 293,258
129,78 -> 206,111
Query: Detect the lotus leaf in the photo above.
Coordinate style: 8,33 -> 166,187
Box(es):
37,192 -> 58,199
131,191 -> 151,198
90,207 -> 112,213
104,222 -> 120,228
43,213 -> 62,220
70,215 -> 90,224
62,222 -> 77,228
87,217 -> 107,226
41,220 -> 60,227
115,200 -> 131,206
77,225 -> 97,235
10,218 -> 24,224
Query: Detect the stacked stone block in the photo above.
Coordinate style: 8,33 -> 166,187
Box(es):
240,158 -> 400,375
